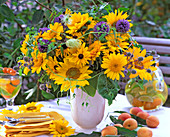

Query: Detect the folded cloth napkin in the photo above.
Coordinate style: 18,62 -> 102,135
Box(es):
0,111 -> 64,137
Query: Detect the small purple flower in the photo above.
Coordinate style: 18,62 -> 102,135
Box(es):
38,40 -> 51,53
116,19 -> 130,33
94,21 -> 110,37
54,14 -> 64,23
38,27 -> 49,34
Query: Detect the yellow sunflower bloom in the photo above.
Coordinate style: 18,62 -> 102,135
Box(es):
53,59 -> 92,92
31,50 -> 48,74
49,119 -> 75,137
67,43 -> 91,67
129,68 -> 152,81
42,22 -> 63,41
0,109 -> 17,114
17,102 -> 44,113
106,32 -> 129,51
18,59 -> 31,75
101,53 -> 127,80
66,12 -> 93,34
104,9 -> 132,27
20,34 -> 29,55
46,56 -> 59,79
88,41 -> 104,63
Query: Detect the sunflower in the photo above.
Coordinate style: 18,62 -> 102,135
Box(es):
127,47 -> 156,81
88,41 -> 104,63
66,12 -> 93,34
101,53 -> 127,80
42,22 -> 63,41
49,119 -> 75,137
105,31 -> 129,51
17,102 -> 44,113
104,9 -> 133,27
0,109 -> 17,114
53,59 -> 92,92
31,50 -> 48,74
129,68 -> 152,81
67,43 -> 91,67
46,56 -> 59,79
20,34 -> 29,55
18,59 -> 32,75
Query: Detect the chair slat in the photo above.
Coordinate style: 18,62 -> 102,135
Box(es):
142,45 -> 170,54
133,37 -> 170,46
164,77 -> 170,85
159,56 -> 170,64
159,66 -> 170,75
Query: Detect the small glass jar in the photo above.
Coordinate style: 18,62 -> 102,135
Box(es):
125,55 -> 168,111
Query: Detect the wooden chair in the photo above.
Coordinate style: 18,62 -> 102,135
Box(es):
133,37 -> 170,95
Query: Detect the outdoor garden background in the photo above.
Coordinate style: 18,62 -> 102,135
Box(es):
0,0 -> 169,107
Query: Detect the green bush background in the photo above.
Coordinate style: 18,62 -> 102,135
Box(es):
0,0 -> 169,106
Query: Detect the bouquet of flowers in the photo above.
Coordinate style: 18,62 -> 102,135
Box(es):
17,4 -> 156,105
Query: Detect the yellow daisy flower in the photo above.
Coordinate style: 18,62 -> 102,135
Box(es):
17,102 -> 44,113
105,32 -> 129,51
67,43 -> 91,67
46,56 -> 59,79
66,12 -> 93,34
126,47 -> 156,81
0,109 -> 17,114
42,22 -> 64,41
129,68 -> 152,81
88,41 -> 104,63
104,9 -> 133,27
53,59 -> 92,92
31,50 -> 48,74
18,59 -> 31,75
101,53 -> 127,80
49,119 -> 75,137
20,34 -> 29,55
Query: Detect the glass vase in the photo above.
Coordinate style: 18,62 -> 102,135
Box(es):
125,56 -> 168,111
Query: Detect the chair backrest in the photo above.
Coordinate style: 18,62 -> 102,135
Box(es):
133,37 -> 170,95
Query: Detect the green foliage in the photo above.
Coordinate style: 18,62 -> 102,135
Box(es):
0,0 -> 169,105
98,73 -> 120,105
69,131 -> 101,137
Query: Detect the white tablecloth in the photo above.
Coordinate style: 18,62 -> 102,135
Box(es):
35,94 -> 170,137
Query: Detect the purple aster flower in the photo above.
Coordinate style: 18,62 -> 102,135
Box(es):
94,21 -> 110,37
38,39 -> 51,53
38,27 -> 49,34
116,19 -> 130,33
54,14 -> 64,23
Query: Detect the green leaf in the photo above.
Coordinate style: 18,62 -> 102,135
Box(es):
0,87 -> 11,96
114,111 -> 146,125
32,10 -> 44,24
110,116 -> 124,125
130,114 -> 147,125
0,5 -> 15,20
41,90 -> 55,99
81,85 -> 96,97
69,131 -> 101,137
19,68 -> 22,76
118,7 -> 129,12
97,74 -> 119,105
11,85 -> 21,97
3,53 -> 12,60
81,73 -> 99,97
0,0 -> 8,5
117,127 -> 137,137
99,33 -> 106,41
105,135 -> 125,137
25,86 -> 37,100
